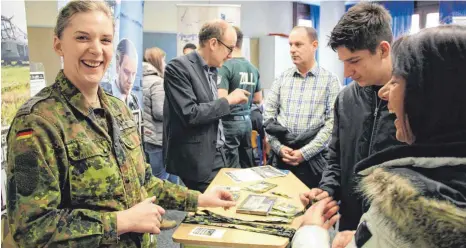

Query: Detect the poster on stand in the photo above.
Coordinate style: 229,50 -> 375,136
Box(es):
1,0 -> 30,214
176,4 -> 241,56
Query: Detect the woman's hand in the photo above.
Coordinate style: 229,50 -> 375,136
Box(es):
116,196 -> 166,235
198,188 -> 237,210
332,231 -> 356,248
301,197 -> 340,229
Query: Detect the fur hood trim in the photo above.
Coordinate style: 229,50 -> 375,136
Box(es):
360,167 -> 466,248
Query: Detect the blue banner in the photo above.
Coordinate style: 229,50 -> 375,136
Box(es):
111,0 -> 144,111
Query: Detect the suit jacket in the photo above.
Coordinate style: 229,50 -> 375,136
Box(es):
163,51 -> 231,182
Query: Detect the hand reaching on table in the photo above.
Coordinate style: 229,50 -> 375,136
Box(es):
301,197 -> 340,229
198,188 -> 237,210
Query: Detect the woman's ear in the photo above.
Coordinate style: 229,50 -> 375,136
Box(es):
53,36 -> 64,57
404,114 -> 416,145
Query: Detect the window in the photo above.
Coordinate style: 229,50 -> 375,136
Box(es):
426,12 -> 440,28
410,14 -> 420,34
413,1 -> 440,31
452,16 -> 466,25
293,2 -> 311,27
298,19 -> 313,28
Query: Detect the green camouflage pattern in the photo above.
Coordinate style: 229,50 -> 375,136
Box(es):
6,70 -> 200,247
183,210 -> 296,238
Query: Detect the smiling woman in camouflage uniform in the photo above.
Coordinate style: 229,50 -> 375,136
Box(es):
5,1 -> 236,247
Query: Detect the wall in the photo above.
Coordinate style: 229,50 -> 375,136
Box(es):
143,32 -> 178,61
27,27 -> 61,86
25,1 -> 58,28
319,1 -> 345,84
143,1 -> 178,32
142,1 -> 293,37
24,0 -> 293,85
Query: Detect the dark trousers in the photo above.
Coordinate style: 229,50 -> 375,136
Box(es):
223,118 -> 254,168
275,152 -> 327,189
182,147 -> 237,193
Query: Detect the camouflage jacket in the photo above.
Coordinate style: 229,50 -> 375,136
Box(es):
6,71 -> 200,247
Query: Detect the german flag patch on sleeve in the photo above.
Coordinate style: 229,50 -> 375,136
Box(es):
16,130 -> 33,140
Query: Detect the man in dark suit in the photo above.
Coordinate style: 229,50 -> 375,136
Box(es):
163,20 -> 250,192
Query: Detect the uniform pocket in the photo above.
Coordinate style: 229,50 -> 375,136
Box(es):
121,130 -> 142,149
120,129 -> 146,184
66,139 -> 124,205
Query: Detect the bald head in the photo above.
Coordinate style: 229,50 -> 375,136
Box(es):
292,26 -> 318,42
198,19 -> 233,47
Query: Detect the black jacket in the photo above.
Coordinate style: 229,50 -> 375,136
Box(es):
318,82 -> 403,231
163,52 -> 230,182
264,118 -> 321,150
265,119 -> 327,188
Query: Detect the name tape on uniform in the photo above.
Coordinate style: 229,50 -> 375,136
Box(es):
189,227 -> 226,239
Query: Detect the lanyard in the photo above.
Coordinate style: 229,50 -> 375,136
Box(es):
183,210 -> 296,239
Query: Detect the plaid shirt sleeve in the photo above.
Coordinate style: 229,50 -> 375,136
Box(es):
264,75 -> 284,154
299,74 -> 341,161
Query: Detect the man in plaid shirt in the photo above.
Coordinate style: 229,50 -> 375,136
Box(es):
264,26 -> 340,188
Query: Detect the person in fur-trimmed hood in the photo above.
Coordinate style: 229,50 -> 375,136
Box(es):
293,25 -> 466,248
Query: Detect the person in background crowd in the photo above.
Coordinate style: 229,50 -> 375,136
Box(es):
294,24 -> 466,248
264,26 -> 340,189
301,2 -> 402,231
218,26 -> 262,168
142,47 -> 181,230
6,2 -> 236,246
183,43 -> 197,55
163,20 -> 250,193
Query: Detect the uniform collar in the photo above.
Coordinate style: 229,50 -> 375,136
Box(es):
55,70 -> 117,117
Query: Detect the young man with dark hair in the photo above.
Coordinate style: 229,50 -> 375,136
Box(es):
300,2 -> 402,231
217,26 -> 262,168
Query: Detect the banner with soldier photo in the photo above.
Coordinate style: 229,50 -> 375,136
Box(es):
96,0 -> 144,133
106,0 -> 144,134
1,0 -> 30,215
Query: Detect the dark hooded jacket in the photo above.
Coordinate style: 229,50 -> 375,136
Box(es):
318,83 -> 403,230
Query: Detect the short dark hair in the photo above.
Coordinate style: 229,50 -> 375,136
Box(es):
183,43 -> 197,51
116,38 -> 138,65
233,26 -> 243,49
198,20 -> 228,47
392,25 -> 466,143
328,2 -> 393,53
292,26 -> 318,42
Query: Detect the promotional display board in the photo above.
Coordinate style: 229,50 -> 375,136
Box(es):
177,4 -> 241,56
1,0 -> 30,215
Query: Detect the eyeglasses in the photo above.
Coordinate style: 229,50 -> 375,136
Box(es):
217,39 -> 233,55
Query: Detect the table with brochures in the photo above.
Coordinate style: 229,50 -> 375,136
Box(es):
172,167 -> 310,248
